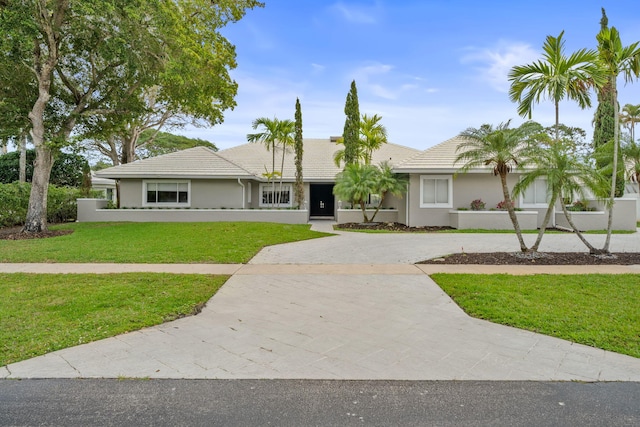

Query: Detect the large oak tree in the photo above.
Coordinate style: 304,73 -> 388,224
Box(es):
0,0 -> 261,232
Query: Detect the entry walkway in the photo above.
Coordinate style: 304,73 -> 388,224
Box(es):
2,226 -> 640,380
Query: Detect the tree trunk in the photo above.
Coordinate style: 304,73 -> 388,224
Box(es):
369,192 -> 386,223
278,144 -> 285,205
603,77 -> 619,253
500,173 -> 529,252
24,64 -> 55,232
530,192 -> 557,252
359,198 -> 370,222
22,144 -> 54,232
19,134 -> 27,183
560,203 -> 601,254
121,130 -> 139,165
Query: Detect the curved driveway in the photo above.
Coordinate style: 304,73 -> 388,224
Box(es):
3,223 -> 640,380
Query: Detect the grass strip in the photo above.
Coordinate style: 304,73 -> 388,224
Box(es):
1,273 -> 227,366
0,222 -> 329,263
430,273 -> 640,358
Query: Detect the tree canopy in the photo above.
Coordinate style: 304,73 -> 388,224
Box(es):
0,0 -> 262,231
342,80 -> 360,166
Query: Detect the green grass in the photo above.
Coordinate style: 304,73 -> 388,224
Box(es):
0,273 -> 228,366
0,222 -> 330,263
431,273 -> 640,358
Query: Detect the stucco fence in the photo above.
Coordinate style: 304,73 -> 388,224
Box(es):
77,199 -> 309,224
335,209 -> 399,224
448,199 -> 637,231
449,210 -> 538,230
554,198 -> 637,231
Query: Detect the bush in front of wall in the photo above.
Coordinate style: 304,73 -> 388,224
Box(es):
470,199 -> 485,211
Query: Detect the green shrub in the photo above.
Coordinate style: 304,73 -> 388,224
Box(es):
0,182 -> 30,227
0,183 -> 98,227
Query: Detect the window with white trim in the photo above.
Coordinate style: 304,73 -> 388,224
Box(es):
521,178 -> 549,206
259,183 -> 292,207
144,181 -> 190,206
420,175 -> 452,208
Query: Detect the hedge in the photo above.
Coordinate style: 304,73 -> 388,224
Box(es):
0,182 -> 98,227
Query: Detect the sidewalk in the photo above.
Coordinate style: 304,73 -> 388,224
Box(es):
2,226 -> 640,381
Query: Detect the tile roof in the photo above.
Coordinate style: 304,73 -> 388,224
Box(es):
94,139 -> 421,181
395,135 -> 492,173
218,139 -> 421,181
95,146 -> 255,179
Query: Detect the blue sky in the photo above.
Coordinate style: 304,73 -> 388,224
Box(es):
179,0 -> 640,151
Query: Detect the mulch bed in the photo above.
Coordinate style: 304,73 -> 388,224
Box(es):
0,225 -> 74,240
337,222 -> 454,232
418,252 -> 640,265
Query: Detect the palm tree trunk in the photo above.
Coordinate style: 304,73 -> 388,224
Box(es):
531,192 -> 558,252
500,173 -> 529,252
603,78 -> 619,253
560,203 -> 601,254
369,192 -> 386,222
271,143 -> 276,207
359,197 -> 370,222
278,143 -> 285,205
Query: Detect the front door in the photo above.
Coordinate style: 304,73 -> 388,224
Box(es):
310,184 -> 335,217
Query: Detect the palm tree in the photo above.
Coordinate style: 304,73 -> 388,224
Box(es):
275,119 -> 295,205
456,121 -> 541,252
369,161 -> 407,222
508,31 -> 604,141
360,114 -> 388,164
620,103 -> 640,142
333,163 -> 379,222
333,113 -> 389,167
515,139 -> 607,253
595,26 -> 640,252
247,117 -> 280,207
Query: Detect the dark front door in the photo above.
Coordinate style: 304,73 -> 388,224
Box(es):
310,184 -> 335,217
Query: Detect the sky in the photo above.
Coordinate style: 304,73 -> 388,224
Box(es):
177,0 -> 640,152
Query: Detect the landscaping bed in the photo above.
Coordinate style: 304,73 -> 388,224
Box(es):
420,252 -> 640,265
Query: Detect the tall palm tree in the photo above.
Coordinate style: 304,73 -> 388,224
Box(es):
595,26 -> 640,252
456,121 -> 541,252
515,139 -> 606,253
508,31 -> 604,141
333,113 -> 388,167
247,117 -> 281,207
620,103 -> 640,142
275,119 -> 295,205
360,114 -> 388,164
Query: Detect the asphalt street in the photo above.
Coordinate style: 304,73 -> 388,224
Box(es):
1,379 -> 639,426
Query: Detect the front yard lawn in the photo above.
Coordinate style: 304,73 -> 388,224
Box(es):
431,273 -> 640,358
0,222 -> 329,263
1,273 -> 227,366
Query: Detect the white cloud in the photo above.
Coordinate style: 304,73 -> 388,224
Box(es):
311,63 -> 326,73
330,1 -> 380,24
460,41 -> 540,93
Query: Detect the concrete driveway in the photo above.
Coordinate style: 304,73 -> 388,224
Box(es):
2,224 -> 640,380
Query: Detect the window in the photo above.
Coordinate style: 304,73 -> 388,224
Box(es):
144,181 -> 190,206
420,175 -> 452,208
521,178 -> 549,206
259,183 -> 292,207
